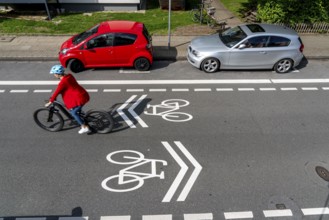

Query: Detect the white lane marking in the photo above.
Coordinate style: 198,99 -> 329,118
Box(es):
272,79 -> 329,83
302,207 -> 329,215
162,141 -> 188,203
119,69 -> 150,74
104,89 -> 121,92
33,89 -> 52,93
238,88 -> 255,91
263,209 -> 292,217
216,88 -> 234,91
184,213 -> 213,220
149,88 -> 167,92
0,90 -> 5,93
142,215 -> 172,220
322,87 -> 329,90
59,217 -> 89,220
175,141 -> 202,202
280,87 -> 298,91
128,94 -> 148,128
224,211 -> 253,219
17,218 -> 46,220
259,88 -> 276,91
172,88 -> 189,92
101,216 -> 131,220
117,95 -> 137,128
86,89 -> 98,92
301,87 -> 318,90
127,89 -> 144,92
10,89 -> 28,93
194,88 -> 212,92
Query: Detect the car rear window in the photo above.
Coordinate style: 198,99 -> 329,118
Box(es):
114,33 -> 137,46
143,25 -> 152,44
246,24 -> 265,33
267,36 -> 291,47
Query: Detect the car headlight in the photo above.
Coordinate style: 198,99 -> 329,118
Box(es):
192,49 -> 201,57
61,48 -> 69,55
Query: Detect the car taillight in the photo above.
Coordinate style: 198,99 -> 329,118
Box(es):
146,44 -> 152,52
299,43 -> 304,52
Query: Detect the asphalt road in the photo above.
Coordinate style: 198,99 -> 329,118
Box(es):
1,60 -> 329,220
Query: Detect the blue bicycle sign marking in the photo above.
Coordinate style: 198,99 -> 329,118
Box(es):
101,150 -> 167,192
144,99 -> 193,122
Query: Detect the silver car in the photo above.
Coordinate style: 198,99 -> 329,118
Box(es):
187,23 -> 304,73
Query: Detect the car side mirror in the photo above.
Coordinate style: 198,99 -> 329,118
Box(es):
238,44 -> 246,49
87,40 -> 95,49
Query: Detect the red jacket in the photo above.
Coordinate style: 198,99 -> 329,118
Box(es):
50,74 -> 89,109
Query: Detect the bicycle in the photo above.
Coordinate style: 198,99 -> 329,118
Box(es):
33,100 -> 114,134
144,99 -> 193,122
101,150 -> 167,192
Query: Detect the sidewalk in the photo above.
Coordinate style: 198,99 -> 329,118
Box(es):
0,0 -> 328,61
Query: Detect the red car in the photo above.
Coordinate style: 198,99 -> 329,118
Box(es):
59,20 -> 153,73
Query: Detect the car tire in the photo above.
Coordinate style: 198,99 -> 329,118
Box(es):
67,59 -> 84,73
134,57 -> 150,71
274,58 -> 293,74
201,58 -> 220,73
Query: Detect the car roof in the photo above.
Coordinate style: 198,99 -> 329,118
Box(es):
240,23 -> 298,37
98,20 -> 143,33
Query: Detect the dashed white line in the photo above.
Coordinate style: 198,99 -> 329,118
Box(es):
194,88 -> 212,92
59,217 -> 88,220
216,88 -> 234,91
101,216 -> 131,220
16,218 -> 46,220
322,87 -> 329,90
301,87 -> 318,90
86,89 -> 98,92
259,88 -> 276,91
10,90 -> 28,93
149,88 -> 167,92
280,87 -> 298,91
302,207 -> 329,215
103,89 -> 121,92
238,88 -> 255,91
33,89 -> 52,93
142,215 -> 172,220
172,88 -> 189,92
126,89 -> 144,92
0,90 -> 5,93
263,209 -> 293,217
184,213 -> 213,220
224,211 -> 253,219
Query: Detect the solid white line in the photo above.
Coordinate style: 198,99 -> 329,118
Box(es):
117,95 -> 137,128
149,88 -> 167,92
119,69 -> 150,74
127,89 -> 144,92
142,215 -> 172,220
263,209 -> 292,217
101,216 -> 131,220
280,87 -> 298,91
33,89 -> 52,93
272,79 -> 329,83
301,87 -> 318,90
302,207 -> 329,215
86,89 -> 98,92
184,213 -> 213,220
259,88 -> 276,91
128,94 -> 148,128
10,90 -> 28,93
194,88 -> 212,92
216,88 -> 233,91
175,141 -> 202,202
103,89 -> 121,92
224,211 -> 253,219
172,88 -> 189,92
238,88 -> 255,91
162,141 -> 188,203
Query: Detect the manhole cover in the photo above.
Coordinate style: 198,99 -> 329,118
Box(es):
315,166 -> 329,181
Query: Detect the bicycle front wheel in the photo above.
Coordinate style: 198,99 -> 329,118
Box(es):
85,110 -> 114,134
33,108 -> 64,132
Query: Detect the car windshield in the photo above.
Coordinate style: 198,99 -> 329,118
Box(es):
72,24 -> 100,45
219,26 -> 247,48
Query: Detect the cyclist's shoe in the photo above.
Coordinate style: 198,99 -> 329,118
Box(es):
78,126 -> 90,134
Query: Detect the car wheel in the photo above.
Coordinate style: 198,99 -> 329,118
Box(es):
68,59 -> 84,73
274,58 -> 293,74
134,57 -> 150,71
201,58 -> 220,73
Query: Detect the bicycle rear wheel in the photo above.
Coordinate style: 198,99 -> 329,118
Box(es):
85,110 -> 114,134
33,108 -> 64,132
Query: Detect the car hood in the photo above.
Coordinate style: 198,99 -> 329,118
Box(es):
190,34 -> 227,51
60,36 -> 75,50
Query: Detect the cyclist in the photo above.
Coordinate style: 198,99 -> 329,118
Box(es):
45,65 -> 90,134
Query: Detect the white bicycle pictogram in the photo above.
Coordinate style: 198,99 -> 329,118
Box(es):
101,150 -> 167,192
144,99 -> 193,122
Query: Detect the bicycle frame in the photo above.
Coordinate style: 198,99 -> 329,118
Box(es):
117,156 -> 167,185
49,101 -> 74,120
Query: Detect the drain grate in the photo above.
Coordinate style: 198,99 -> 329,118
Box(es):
315,166 -> 329,182
0,37 -> 15,42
